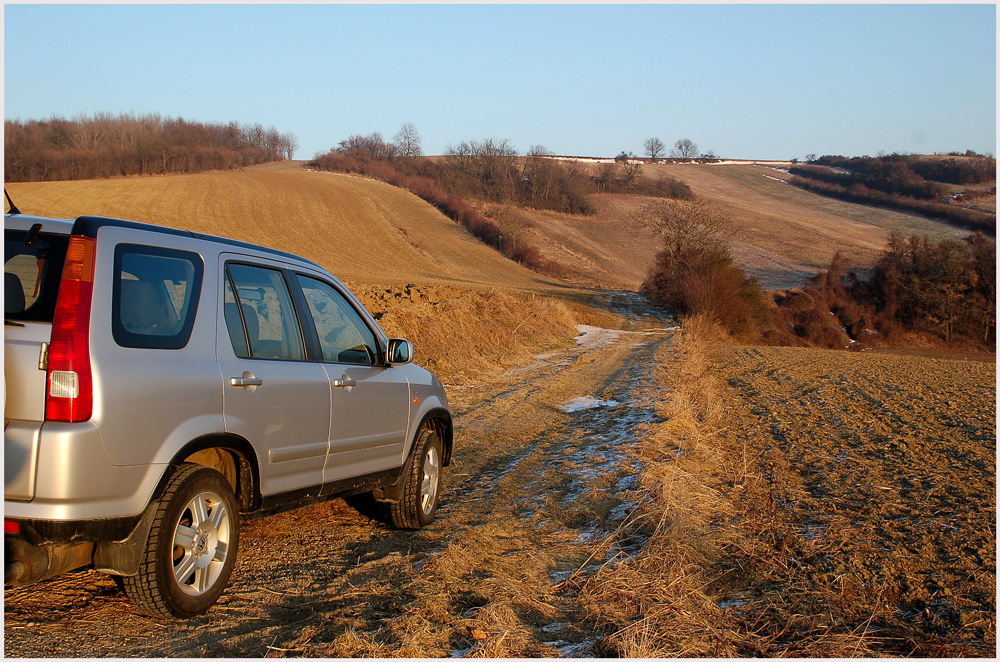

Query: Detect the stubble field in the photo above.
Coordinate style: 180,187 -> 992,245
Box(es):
711,346 -> 995,656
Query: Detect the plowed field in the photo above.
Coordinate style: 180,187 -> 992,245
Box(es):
715,346 -> 995,656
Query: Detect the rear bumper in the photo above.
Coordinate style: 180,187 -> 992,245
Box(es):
4,419 -> 166,521
5,507 -> 155,586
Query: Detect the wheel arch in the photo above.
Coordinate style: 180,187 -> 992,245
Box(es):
167,434 -> 261,513
418,408 -> 453,467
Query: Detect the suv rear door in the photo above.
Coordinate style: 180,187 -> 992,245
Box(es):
216,256 -> 332,497
4,221 -> 69,501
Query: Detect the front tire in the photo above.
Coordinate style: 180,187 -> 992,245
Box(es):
122,463 -> 239,619
390,427 -> 443,529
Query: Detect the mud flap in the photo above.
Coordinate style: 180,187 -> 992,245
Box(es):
92,503 -> 158,576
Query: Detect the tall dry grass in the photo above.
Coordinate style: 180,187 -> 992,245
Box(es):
575,313 -> 743,656
578,313 -> 883,657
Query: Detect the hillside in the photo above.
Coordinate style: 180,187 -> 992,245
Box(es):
4,166 -> 555,293
7,160 -> 977,294
525,161 -> 974,290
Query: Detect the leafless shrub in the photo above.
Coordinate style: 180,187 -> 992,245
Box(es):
635,200 -> 772,340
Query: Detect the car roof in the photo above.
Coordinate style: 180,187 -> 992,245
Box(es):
5,212 -> 323,271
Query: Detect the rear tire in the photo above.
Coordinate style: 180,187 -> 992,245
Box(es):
390,427 -> 442,529
122,463 -> 239,619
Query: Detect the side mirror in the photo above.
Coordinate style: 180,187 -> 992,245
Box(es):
387,338 -> 414,366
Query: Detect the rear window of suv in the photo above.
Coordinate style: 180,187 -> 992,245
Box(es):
112,244 -> 204,349
4,229 -> 69,323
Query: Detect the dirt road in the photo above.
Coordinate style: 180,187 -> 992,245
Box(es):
715,346 -> 995,656
4,303 -> 675,657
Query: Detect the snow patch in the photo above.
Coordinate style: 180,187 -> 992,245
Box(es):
574,324 -> 677,351
574,325 -> 624,349
560,396 -> 620,413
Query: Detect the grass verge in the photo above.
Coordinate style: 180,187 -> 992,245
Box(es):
350,284 -> 622,386
579,313 -> 884,656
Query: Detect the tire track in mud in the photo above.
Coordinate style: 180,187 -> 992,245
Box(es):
4,312 -> 677,658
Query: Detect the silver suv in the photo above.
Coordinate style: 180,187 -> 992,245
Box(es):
4,204 -> 452,619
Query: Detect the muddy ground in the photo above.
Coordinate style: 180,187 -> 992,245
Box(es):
715,346 -> 995,656
4,314 -> 995,657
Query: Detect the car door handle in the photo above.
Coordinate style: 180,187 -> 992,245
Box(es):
231,377 -> 263,387
230,371 -> 263,392
333,376 -> 357,389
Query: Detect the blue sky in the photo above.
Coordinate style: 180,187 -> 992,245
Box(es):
3,3 -> 996,160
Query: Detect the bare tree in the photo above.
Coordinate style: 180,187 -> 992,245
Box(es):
338,132 -> 397,161
279,133 -> 299,160
446,137 -> 519,202
619,157 -> 643,188
630,198 -> 733,250
643,137 -> 666,161
670,138 -> 699,159
393,122 -> 422,158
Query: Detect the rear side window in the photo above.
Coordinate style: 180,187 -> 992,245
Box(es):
112,245 -> 203,349
4,229 -> 69,323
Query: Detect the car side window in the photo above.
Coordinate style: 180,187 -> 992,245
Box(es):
112,245 -> 203,349
224,263 -> 305,361
297,275 -> 378,366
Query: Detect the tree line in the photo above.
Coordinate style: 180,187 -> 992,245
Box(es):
5,113 -> 299,182
811,152 -> 995,186
788,153 -> 996,235
637,196 -> 996,350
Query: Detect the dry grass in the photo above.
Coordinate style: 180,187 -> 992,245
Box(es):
8,161 -> 973,295
578,313 -> 886,657
4,166 -> 554,292
350,284 -> 581,386
515,162 -> 972,290
574,313 -> 743,656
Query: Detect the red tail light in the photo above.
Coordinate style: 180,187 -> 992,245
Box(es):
45,235 -> 96,422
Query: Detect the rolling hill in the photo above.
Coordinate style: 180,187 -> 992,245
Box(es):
5,160 -> 977,294
521,161 -> 974,290
4,166 -> 555,293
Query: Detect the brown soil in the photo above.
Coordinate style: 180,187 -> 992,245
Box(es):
713,346 -> 996,656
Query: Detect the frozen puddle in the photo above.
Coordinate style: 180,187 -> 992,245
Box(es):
574,324 -> 678,350
560,396 -> 620,413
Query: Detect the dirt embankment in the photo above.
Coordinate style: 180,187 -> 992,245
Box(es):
713,346 -> 996,656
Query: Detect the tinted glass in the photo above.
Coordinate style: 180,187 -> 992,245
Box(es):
4,230 -> 69,322
112,245 -> 203,349
225,263 -> 305,361
297,275 -> 378,365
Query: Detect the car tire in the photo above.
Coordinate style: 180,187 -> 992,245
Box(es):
122,463 -> 239,619
389,427 -> 442,529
